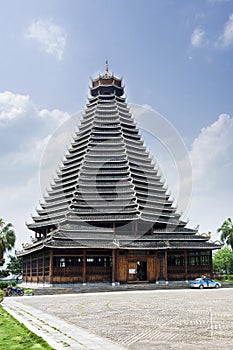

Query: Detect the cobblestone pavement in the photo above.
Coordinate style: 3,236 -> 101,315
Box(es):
5,289 -> 233,350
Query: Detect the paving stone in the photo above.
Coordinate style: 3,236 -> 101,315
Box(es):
3,288 -> 233,350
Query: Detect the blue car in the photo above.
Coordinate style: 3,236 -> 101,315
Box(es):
189,277 -> 221,289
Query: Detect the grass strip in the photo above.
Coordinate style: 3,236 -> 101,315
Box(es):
0,305 -> 54,350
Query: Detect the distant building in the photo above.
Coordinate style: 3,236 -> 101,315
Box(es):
18,66 -> 221,285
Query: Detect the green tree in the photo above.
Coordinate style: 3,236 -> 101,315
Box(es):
213,247 -> 233,274
0,219 -> 16,264
217,218 -> 233,250
6,255 -> 22,275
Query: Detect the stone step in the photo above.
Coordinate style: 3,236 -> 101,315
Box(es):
31,282 -> 189,296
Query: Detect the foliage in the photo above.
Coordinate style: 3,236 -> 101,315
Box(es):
6,255 -> 22,275
217,218 -> 233,250
24,288 -> 34,296
0,281 -> 8,289
213,247 -> 233,274
0,306 -> 54,349
0,280 -> 19,289
0,218 -> 16,263
214,274 -> 233,282
0,290 -> 4,303
0,269 -> 8,278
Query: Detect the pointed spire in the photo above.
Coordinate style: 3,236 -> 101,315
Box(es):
105,58 -> 109,73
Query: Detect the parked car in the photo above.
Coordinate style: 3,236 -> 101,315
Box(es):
189,277 -> 221,289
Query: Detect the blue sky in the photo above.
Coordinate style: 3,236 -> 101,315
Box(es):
0,0 -> 233,249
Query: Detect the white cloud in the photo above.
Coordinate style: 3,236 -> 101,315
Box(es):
215,14 -> 233,48
0,91 -> 70,247
190,114 -> 233,184
187,114 -> 233,239
25,19 -> 66,61
39,108 -> 70,126
191,26 -> 206,48
0,91 -> 31,124
0,91 -> 69,127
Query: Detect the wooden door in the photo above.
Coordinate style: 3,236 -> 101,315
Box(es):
128,261 -> 138,282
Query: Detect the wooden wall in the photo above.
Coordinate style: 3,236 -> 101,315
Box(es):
116,250 -> 163,283
22,248 -> 213,284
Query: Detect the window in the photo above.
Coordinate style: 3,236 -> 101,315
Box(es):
86,256 -> 112,267
188,251 -> 210,266
168,254 -> 184,266
60,258 -> 65,268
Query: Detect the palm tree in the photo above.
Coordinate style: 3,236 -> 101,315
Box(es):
0,218 -> 16,264
217,218 -> 233,250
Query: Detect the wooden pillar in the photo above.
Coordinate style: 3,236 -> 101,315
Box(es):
36,256 -> 39,284
42,251 -> 45,284
210,250 -> 213,278
112,222 -> 116,284
184,251 -> 188,280
30,255 -> 32,282
164,250 -> 168,281
24,257 -> 27,283
158,252 -> 163,280
83,249 -> 86,284
112,249 -> 116,284
49,249 -> 53,285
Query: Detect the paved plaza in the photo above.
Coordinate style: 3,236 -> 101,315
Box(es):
3,288 -> 233,349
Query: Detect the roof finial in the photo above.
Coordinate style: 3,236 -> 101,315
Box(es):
105,58 -> 109,73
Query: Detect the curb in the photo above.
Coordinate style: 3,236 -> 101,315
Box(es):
2,298 -> 126,350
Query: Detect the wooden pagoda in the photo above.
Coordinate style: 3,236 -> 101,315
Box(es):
18,66 -> 221,285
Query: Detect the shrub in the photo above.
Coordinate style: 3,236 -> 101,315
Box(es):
24,288 -> 34,296
0,289 -> 4,303
213,275 -> 223,281
0,281 -> 8,289
213,274 -> 233,281
226,274 -> 233,281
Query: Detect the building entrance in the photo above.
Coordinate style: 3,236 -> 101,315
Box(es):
128,260 -> 147,282
137,261 -> 147,281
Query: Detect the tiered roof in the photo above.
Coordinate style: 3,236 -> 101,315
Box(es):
21,66 -> 221,254
28,68 -> 181,231
20,223 -> 222,255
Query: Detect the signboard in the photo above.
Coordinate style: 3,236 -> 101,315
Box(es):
129,269 -> 137,274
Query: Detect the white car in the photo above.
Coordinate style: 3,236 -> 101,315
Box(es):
189,278 -> 221,289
